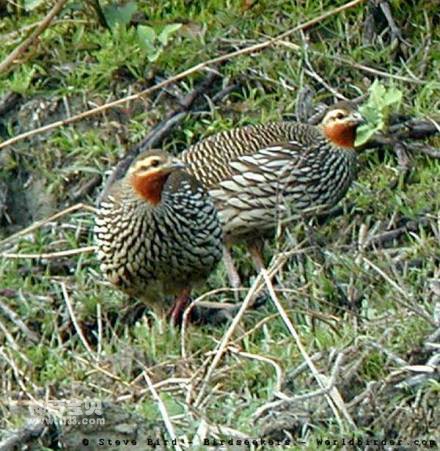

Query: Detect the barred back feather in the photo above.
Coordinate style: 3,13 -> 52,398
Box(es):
181,121 -> 357,239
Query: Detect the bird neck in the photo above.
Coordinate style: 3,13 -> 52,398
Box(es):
322,122 -> 357,149
130,171 -> 171,206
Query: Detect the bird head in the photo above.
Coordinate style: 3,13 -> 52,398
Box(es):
320,102 -> 363,149
129,150 -> 185,205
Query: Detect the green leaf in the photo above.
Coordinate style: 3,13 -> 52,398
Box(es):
147,49 -> 163,62
8,66 -> 36,94
137,25 -> 157,53
368,80 -> 402,110
355,124 -> 378,146
23,0 -> 45,10
381,86 -> 403,107
157,23 -> 182,46
369,79 -> 386,106
102,1 -> 137,30
354,80 -> 403,146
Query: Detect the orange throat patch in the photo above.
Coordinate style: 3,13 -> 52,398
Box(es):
131,171 -> 170,205
323,122 -> 357,148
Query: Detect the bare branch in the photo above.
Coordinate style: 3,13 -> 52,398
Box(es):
0,0 -> 69,74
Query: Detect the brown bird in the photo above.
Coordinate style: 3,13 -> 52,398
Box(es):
94,149 -> 223,323
181,102 -> 363,288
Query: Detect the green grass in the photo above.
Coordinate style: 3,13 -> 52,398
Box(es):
1,0 -> 439,448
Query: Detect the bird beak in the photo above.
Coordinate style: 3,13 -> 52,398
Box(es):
349,111 -> 364,125
168,157 -> 186,171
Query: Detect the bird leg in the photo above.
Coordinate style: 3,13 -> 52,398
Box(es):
168,287 -> 191,326
223,240 -> 267,308
247,239 -> 270,309
222,245 -> 242,300
247,239 -> 266,274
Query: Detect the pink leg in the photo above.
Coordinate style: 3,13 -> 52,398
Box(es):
223,246 -> 242,291
247,240 -> 266,273
247,240 -> 269,308
168,288 -> 191,326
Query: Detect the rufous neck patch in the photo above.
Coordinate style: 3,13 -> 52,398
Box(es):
131,171 -> 170,205
323,122 -> 357,148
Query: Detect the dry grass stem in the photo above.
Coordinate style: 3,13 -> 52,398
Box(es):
60,282 -> 95,359
143,371 -> 183,451
229,348 -> 283,393
193,270 -> 267,407
0,299 -> 40,343
0,0 -> 69,74
0,203 -> 95,249
261,269 -> 356,430
2,246 -> 96,260
362,257 -> 435,325
0,0 -> 366,151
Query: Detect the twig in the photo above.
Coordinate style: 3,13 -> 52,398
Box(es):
0,299 -> 40,343
378,0 -> 408,45
143,372 -> 183,451
97,302 -> 102,357
180,287 -> 243,359
0,317 -> 22,353
0,0 -> 367,151
389,118 -> 440,139
60,282 -> 96,359
362,257 -> 435,325
194,270 -> 267,407
208,423 -> 251,440
301,36 -> 347,100
365,340 -> 408,367
211,83 -> 241,102
0,0 -> 69,74
233,313 -> 280,344
261,269 -> 356,429
73,354 -> 130,387
229,348 -> 283,393
2,246 -> 96,260
70,174 -> 102,203
285,351 -> 324,380
407,143 -> 440,159
365,216 -> 429,249
134,112 -> 188,154
276,352 -> 344,402
277,40 -> 425,84
253,353 -> 345,419
245,67 -> 297,92
0,203 -> 95,249
303,67 -> 347,100
0,347 -> 39,400
346,380 -> 378,408
395,354 -> 440,389
151,377 -> 191,391
252,399 -> 285,420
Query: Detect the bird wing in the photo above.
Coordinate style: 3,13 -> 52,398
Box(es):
182,122 -> 321,188
208,141 -> 319,233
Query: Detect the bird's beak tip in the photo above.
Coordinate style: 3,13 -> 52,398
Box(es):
351,112 -> 364,125
170,158 -> 186,170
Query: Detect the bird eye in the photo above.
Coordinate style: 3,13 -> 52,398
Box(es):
150,159 -> 160,168
335,112 -> 345,120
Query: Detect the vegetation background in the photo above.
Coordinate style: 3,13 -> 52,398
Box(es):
0,0 -> 439,449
